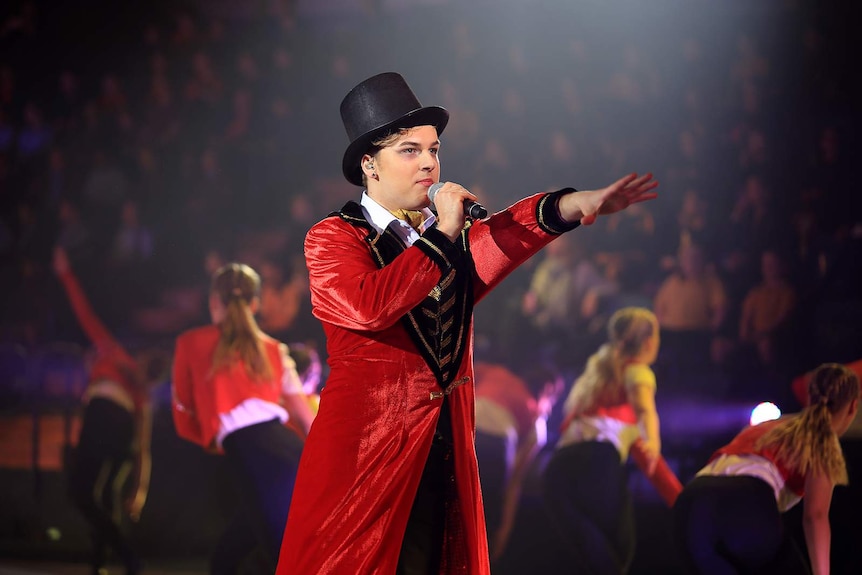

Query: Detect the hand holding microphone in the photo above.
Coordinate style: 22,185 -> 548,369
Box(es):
428,182 -> 488,220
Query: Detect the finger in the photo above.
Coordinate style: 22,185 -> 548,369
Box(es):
455,185 -> 479,202
629,192 -> 658,205
621,179 -> 658,198
436,182 -> 477,201
631,179 -> 659,194
626,172 -> 654,188
620,183 -> 658,203
628,192 -> 659,205
611,172 -> 639,192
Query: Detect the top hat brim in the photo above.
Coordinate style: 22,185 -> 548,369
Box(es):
342,106 -> 449,187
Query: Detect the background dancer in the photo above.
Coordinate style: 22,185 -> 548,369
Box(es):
172,262 -> 315,574
542,306 -> 682,575
53,246 -> 169,575
674,363 -> 859,575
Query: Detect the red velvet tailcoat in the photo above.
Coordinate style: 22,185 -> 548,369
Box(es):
277,190 -> 578,574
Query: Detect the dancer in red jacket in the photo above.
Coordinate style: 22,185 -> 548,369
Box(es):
172,262 -> 315,574
276,71 -> 658,575
674,363 -> 859,575
473,361 -> 562,562
53,246 -> 168,575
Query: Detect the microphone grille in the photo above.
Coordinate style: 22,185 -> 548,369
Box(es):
427,182 -> 444,201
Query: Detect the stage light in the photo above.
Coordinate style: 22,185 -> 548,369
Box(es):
750,402 -> 781,426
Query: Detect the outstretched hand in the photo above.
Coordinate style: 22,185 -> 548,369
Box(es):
567,172 -> 659,226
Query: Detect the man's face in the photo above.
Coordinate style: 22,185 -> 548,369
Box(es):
366,125 -> 441,212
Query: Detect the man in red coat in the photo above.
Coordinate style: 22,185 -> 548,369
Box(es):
276,72 -> 659,575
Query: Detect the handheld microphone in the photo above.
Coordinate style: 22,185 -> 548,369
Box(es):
427,182 -> 488,220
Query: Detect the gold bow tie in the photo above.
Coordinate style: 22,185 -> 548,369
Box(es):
391,209 -> 425,232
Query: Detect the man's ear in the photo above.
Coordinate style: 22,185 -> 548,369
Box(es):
361,153 -> 376,179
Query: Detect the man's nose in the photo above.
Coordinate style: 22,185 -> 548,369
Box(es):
419,151 -> 437,170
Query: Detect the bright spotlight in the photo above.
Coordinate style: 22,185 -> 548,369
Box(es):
750,402 -> 781,426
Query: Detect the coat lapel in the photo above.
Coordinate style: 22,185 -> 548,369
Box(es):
335,201 -> 475,389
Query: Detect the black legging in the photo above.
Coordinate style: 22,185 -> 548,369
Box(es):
213,418 -> 305,575
673,475 -> 811,575
67,397 -> 139,574
542,441 -> 635,575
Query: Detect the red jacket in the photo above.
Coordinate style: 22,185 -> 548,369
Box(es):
58,270 -> 146,411
474,361 -> 538,439
277,192 -> 576,575
712,418 -> 806,496
171,324 -> 291,450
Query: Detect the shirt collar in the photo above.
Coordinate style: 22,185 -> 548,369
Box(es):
360,191 -> 436,235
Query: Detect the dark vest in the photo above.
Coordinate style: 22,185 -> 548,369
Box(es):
333,201 -> 475,391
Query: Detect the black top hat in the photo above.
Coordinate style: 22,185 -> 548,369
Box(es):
340,72 -> 449,186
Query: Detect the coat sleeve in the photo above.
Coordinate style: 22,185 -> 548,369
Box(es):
304,220 -> 458,331
171,335 -> 203,446
467,191 -> 579,303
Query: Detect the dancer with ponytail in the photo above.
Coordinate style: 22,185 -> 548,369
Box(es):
171,263 -> 316,574
542,307 -> 682,575
674,363 -> 859,575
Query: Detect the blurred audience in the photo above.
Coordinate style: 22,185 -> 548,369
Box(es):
0,0 -> 852,402
521,234 -> 615,369
653,243 -> 728,387
738,249 -> 797,371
